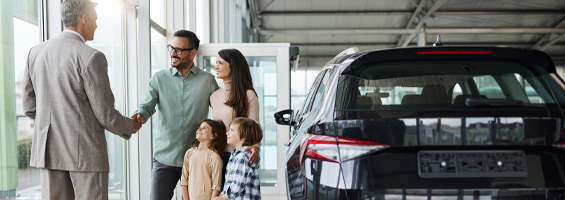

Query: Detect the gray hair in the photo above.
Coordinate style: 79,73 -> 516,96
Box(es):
61,0 -> 98,27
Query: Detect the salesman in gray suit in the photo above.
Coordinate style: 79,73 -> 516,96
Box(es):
22,0 -> 142,199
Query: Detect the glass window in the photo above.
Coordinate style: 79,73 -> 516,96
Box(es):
308,70 -> 332,112
290,96 -> 306,112
309,83 -> 325,111
5,0 -> 41,199
150,28 -> 167,76
336,61 -> 564,112
301,70 -> 327,114
290,68 -> 306,112
291,70 -> 307,96
474,75 -> 505,99
514,73 -> 545,104
150,22 -> 167,144
451,84 -> 463,103
4,0 -> 127,199
220,0 -> 254,43
378,86 -> 422,105
150,29 -> 166,144
291,67 -> 323,112
87,0 -> 127,199
150,0 -> 165,28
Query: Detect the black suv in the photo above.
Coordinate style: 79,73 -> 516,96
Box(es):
275,46 -> 565,200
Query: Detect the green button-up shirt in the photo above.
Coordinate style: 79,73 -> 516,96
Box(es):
135,66 -> 219,167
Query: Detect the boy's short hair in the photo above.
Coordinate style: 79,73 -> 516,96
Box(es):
230,117 -> 262,146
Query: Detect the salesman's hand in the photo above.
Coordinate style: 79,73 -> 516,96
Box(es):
131,113 -> 145,133
132,118 -> 142,133
244,145 -> 260,164
131,113 -> 146,124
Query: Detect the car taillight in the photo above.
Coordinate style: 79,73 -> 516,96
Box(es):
416,51 -> 494,55
300,134 -> 389,164
553,140 -> 565,150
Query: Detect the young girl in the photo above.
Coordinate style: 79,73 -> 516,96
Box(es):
180,119 -> 227,200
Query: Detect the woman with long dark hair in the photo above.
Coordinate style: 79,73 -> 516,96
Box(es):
209,49 -> 261,189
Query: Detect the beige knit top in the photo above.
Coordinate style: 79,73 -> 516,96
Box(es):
210,81 -> 260,152
179,147 -> 223,199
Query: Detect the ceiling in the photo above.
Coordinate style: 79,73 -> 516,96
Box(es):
248,0 -> 565,66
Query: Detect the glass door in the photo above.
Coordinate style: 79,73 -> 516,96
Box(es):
197,43 -> 290,195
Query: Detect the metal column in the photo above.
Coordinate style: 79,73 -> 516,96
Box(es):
418,29 -> 426,46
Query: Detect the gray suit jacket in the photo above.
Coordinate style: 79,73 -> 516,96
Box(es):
22,32 -> 133,172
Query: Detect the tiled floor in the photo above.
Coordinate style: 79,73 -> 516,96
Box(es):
9,185 -> 286,200
10,169 -> 288,200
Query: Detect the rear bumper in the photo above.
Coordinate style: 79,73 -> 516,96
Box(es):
337,147 -> 565,190
294,147 -> 565,199
302,184 -> 565,200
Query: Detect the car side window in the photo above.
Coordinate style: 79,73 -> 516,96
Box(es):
300,69 -> 328,115
308,69 -> 332,112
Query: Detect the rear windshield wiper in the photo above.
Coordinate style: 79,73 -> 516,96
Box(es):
465,97 -> 544,108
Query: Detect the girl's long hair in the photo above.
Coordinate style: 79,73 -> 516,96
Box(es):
218,49 -> 257,118
191,119 -> 227,158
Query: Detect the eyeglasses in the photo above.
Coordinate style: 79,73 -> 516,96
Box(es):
167,44 -> 194,55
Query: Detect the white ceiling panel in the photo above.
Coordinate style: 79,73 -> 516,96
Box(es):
426,14 -> 565,28
257,0 -> 415,11
439,0 -> 565,10
251,0 -> 565,62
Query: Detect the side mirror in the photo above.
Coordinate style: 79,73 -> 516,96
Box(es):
274,109 -> 295,126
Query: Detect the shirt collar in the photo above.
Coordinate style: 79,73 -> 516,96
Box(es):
170,67 -> 180,76
189,65 -> 200,76
169,65 -> 200,77
231,146 -> 249,156
63,30 -> 85,43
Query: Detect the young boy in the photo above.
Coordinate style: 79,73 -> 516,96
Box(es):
214,117 -> 263,200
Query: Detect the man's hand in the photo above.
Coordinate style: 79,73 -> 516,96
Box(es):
244,145 -> 260,164
131,113 -> 145,133
131,113 -> 146,124
132,118 -> 142,133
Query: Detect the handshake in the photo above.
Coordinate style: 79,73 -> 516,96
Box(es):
130,113 -> 146,133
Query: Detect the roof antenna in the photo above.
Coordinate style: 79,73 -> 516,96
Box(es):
433,35 -> 442,46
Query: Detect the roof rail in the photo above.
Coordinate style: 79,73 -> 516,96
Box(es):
333,47 -> 359,59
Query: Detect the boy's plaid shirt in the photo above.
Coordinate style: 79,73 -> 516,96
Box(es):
220,146 -> 261,200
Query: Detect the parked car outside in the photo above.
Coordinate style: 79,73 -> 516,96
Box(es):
275,46 -> 565,200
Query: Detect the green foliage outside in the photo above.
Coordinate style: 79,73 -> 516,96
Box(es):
18,137 -> 32,169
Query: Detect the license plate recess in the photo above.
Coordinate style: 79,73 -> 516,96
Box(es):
417,150 -> 527,178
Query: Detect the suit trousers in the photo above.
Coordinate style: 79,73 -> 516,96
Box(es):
40,168 -> 108,200
151,158 -> 182,200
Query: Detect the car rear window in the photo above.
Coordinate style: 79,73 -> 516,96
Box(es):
336,61 -> 565,111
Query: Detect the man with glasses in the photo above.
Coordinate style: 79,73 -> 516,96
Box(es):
22,0 -> 142,199
132,30 -> 219,200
